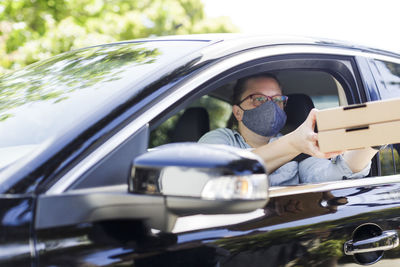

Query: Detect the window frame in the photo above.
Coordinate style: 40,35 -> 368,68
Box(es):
147,54 -> 368,183
149,54 -> 363,138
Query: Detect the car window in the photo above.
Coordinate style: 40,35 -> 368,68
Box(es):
277,70 -> 341,109
373,59 -> 400,175
373,60 -> 400,100
149,68 -> 351,186
150,69 -> 343,148
379,145 -> 400,175
149,95 -> 231,148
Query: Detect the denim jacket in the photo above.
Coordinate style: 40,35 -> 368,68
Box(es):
198,128 -> 370,186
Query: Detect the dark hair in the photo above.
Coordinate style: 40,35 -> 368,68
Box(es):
231,73 -> 282,105
229,73 -> 282,129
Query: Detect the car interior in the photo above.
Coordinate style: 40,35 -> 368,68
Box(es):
146,66 -> 400,181
149,70 -> 346,150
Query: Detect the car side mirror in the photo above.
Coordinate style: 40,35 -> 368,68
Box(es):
130,143 -> 270,216
35,143 -> 270,234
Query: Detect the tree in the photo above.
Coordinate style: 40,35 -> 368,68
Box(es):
0,0 -> 237,74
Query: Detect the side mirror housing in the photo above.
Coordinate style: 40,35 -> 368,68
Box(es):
130,143 -> 269,216
35,143 -> 270,234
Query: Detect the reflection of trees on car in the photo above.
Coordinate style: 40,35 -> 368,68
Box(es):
208,192 -> 346,265
0,44 -> 160,121
211,222 -> 347,266
212,205 -> 400,266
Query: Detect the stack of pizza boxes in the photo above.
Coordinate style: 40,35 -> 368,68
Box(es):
316,98 -> 400,152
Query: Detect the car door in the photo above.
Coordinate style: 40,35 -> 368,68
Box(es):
34,44 -> 400,266
0,196 -> 34,266
148,50 -> 400,266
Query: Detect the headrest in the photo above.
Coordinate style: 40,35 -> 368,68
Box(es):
172,107 -> 210,142
282,93 -> 315,135
282,94 -> 315,163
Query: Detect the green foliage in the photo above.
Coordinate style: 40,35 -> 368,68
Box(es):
191,95 -> 232,130
150,112 -> 182,148
0,0 -> 237,74
379,147 -> 400,175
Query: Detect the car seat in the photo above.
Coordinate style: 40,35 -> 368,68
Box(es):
282,93 -> 315,134
171,107 -> 210,142
282,93 -> 315,162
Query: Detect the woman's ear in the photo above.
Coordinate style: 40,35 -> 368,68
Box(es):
232,105 -> 243,121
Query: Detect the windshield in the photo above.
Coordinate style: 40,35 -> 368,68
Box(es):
0,40 -> 209,169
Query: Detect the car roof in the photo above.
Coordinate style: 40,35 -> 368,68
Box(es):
136,33 -> 399,104
119,33 -> 400,59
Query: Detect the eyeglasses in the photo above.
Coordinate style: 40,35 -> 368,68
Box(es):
238,94 -> 288,108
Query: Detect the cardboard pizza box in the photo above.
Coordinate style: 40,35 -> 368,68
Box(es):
316,98 -> 400,152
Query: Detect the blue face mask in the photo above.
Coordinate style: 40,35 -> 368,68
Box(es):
240,101 -> 287,137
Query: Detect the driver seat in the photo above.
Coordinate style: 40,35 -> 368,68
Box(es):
282,93 -> 315,134
282,93 -> 315,162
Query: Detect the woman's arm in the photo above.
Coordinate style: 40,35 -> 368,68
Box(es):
299,154 -> 372,184
253,109 -> 342,174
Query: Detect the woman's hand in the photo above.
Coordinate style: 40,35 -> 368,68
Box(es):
290,109 -> 344,158
253,108 -> 374,174
253,108 -> 344,174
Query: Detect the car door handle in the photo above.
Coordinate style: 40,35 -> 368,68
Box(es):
344,230 -> 399,255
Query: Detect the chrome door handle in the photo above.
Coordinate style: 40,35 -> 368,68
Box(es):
344,230 -> 399,255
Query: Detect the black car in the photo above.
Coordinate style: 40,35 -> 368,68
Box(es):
1,34 -> 400,266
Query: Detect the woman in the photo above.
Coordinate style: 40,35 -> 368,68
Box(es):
199,73 -> 377,185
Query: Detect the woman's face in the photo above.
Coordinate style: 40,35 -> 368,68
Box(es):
239,77 -> 284,110
233,77 -> 284,123
232,76 -> 287,137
